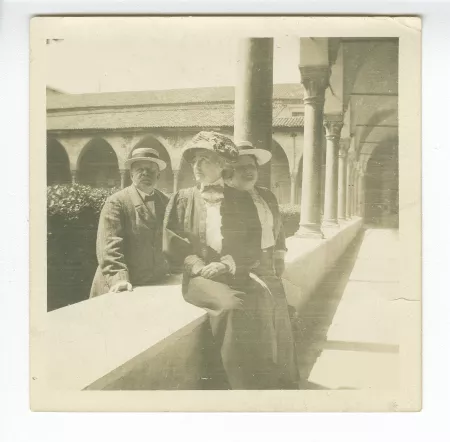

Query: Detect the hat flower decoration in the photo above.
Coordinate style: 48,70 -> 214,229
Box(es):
183,131 -> 239,163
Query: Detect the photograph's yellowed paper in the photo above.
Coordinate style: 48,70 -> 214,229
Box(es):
30,16 -> 421,411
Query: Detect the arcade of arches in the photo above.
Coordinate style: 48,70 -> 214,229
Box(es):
47,133 -> 398,228
47,38 -> 399,230
47,139 -> 71,185
365,143 -> 399,228
46,135 -> 300,205
78,139 -> 121,188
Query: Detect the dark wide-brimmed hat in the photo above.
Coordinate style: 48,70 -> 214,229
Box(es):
125,147 -> 167,171
236,141 -> 272,166
183,131 -> 239,164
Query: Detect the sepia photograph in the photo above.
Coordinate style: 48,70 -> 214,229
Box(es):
29,16 -> 421,411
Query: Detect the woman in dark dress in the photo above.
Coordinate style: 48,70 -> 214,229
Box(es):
163,131 -> 281,390
225,140 -> 300,389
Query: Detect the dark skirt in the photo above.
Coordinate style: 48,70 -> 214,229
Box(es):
252,248 -> 300,389
183,274 -> 280,390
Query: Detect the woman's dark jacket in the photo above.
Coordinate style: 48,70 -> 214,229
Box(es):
163,184 -> 262,293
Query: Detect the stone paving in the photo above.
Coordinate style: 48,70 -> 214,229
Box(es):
294,227 -> 400,390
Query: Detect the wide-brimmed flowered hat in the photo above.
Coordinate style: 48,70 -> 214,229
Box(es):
183,131 -> 239,163
236,140 -> 272,166
125,147 -> 167,171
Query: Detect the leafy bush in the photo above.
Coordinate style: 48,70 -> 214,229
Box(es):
279,204 -> 301,237
47,184 -> 120,311
47,184 -> 120,223
279,203 -> 301,218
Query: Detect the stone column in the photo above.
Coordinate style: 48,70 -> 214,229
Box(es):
354,164 -> 360,216
234,38 -> 274,188
358,168 -> 366,219
289,132 -> 299,205
337,140 -> 349,222
70,169 -> 77,185
322,120 -> 343,227
296,66 -> 329,238
289,172 -> 297,205
173,169 -> 180,193
346,160 -> 353,219
353,164 -> 359,217
119,169 -> 127,189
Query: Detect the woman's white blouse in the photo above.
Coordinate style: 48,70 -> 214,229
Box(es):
205,202 -> 223,253
249,189 -> 275,249
200,178 -> 225,254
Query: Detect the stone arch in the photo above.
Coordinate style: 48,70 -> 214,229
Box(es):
357,108 -> 397,155
343,41 -> 380,108
47,138 -> 71,185
128,135 -> 174,195
271,133 -> 297,173
132,134 -> 174,157
352,41 -> 398,96
270,140 -> 291,204
346,40 -> 398,156
364,140 -> 399,227
77,138 -> 120,188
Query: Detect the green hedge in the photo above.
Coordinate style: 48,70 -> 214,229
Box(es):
47,184 -> 120,222
47,184 -> 120,311
47,185 -> 300,311
279,204 -> 301,237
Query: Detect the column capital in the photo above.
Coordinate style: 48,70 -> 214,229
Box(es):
323,119 -> 344,141
299,65 -> 330,107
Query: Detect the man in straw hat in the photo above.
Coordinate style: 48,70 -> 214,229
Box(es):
225,140 -> 300,389
90,147 -> 169,298
163,131 -> 282,389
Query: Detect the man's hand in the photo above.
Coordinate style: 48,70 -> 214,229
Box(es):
274,258 -> 285,277
109,280 -> 133,293
200,262 -> 228,279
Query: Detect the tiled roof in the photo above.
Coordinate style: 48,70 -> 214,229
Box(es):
47,103 -> 304,130
272,117 -> 304,127
47,83 -> 303,110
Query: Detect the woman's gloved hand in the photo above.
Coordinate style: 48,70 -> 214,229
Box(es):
200,262 -> 228,279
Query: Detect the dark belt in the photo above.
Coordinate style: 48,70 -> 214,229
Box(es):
257,247 -> 275,275
261,246 -> 274,258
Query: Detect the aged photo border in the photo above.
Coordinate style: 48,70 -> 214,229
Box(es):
29,15 -> 421,412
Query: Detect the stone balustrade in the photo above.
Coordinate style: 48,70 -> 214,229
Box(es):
35,218 -> 363,391
283,217 -> 363,310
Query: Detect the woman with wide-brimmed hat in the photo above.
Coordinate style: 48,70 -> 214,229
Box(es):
225,140 -> 300,389
163,131 -> 280,390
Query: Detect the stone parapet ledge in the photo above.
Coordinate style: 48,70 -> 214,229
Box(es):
35,218 -> 362,391
34,274 -> 212,391
282,217 -> 363,310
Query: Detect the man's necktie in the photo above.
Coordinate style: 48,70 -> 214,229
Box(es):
202,184 -> 224,193
143,193 -> 156,202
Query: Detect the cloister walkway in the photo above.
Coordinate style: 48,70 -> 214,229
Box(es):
295,227 -> 400,390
